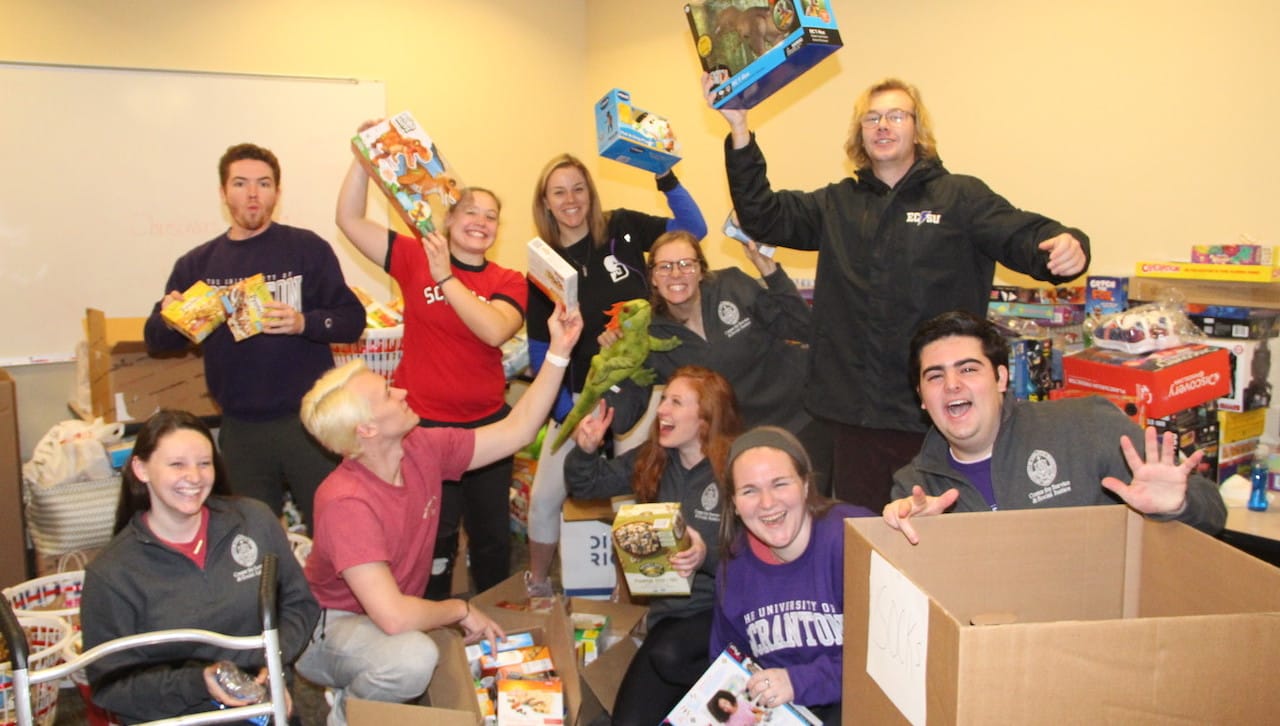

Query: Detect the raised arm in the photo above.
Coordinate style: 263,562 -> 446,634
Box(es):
426,232 -> 525,346
335,157 -> 392,267
471,304 -> 583,467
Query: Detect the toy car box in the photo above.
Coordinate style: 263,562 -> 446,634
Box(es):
352,111 -> 462,238
611,502 -> 693,596
1061,343 -> 1230,418
595,88 -> 681,174
686,0 -> 842,110
844,507 -> 1280,725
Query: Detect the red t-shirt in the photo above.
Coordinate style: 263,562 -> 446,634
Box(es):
389,233 -> 526,422
305,427 -> 475,612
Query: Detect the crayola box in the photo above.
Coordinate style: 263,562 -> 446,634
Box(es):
686,0 -> 842,109
611,502 -> 693,596
161,280 -> 226,343
352,111 -> 462,238
221,273 -> 273,342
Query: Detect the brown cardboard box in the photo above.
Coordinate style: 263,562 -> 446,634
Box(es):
571,598 -> 646,720
844,506 -> 1280,725
0,369 -> 28,586
78,308 -> 219,423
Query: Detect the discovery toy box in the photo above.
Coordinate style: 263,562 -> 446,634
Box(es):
1061,343 -> 1231,419
352,111 -> 462,238
595,88 -> 681,174
685,0 -> 842,109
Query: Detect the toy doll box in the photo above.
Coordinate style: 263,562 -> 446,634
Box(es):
352,111 -> 462,238
663,643 -> 821,724
595,88 -> 681,174
843,507 -> 1280,725
685,0 -> 842,110
1060,343 -> 1230,419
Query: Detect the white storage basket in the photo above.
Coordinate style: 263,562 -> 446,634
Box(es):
331,325 -> 405,377
0,614 -> 73,726
22,475 -> 121,556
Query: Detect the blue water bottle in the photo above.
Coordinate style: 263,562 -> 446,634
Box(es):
1249,446 -> 1270,512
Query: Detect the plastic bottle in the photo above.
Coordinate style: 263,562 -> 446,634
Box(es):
1248,446 -> 1270,512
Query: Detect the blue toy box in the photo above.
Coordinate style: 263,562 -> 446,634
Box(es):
595,88 -> 681,174
685,0 -> 842,110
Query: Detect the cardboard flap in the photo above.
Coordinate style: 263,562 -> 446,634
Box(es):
581,635 -> 638,715
346,697 -> 479,726
426,628 -> 482,717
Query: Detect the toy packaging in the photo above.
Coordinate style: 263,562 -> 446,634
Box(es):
1190,242 -> 1275,266
527,237 -> 579,309
662,643 -> 821,725
1202,336 -> 1276,412
685,0 -> 841,109
161,280 -> 227,343
221,273 -> 273,342
352,111 -> 462,238
722,210 -> 775,257
611,502 -> 693,596
1061,344 -> 1231,419
1135,260 -> 1280,283
595,88 -> 682,174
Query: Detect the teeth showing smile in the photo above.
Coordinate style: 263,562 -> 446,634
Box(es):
946,400 -> 971,417
760,511 -> 785,526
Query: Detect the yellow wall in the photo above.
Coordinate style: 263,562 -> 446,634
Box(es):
4,0 -> 1279,456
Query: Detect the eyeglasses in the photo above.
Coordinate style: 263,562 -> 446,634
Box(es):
860,109 -> 915,128
652,258 -> 699,276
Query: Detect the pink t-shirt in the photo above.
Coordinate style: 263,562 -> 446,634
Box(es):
305,427 -> 475,612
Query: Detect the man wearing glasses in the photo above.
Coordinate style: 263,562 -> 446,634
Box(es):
703,76 -> 1089,512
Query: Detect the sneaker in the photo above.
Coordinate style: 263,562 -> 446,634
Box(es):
523,570 -> 555,610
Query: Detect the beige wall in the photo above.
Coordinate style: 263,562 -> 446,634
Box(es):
4,0 -> 1278,456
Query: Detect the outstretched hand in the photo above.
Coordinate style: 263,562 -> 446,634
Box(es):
1101,427 -> 1197,517
882,485 -> 960,545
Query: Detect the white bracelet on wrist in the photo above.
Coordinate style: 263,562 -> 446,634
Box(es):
544,352 -> 570,368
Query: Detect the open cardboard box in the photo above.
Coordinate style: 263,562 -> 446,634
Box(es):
844,506 -> 1280,724
76,308 -> 219,423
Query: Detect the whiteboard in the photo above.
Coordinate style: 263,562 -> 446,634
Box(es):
0,63 -> 387,364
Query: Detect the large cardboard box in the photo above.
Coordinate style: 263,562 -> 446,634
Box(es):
78,309 -> 219,424
685,0 -> 842,110
844,507 -> 1280,725
1061,343 -> 1230,418
0,370 -> 28,586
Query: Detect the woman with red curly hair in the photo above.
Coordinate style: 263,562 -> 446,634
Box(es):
564,365 -> 741,726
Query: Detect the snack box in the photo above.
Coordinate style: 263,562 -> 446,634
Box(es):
496,674 -> 565,726
611,502 -> 693,596
527,237 -> 579,309
221,273 -> 273,341
1061,344 -> 1231,419
595,88 -> 681,174
160,280 -> 226,343
1134,260 -> 1280,282
352,111 -> 462,238
686,0 -> 842,110
1190,243 -> 1276,266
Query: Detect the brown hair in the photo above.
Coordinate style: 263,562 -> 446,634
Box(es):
532,154 -> 607,249
116,410 -> 232,535
631,366 -> 741,503
647,230 -> 712,321
218,143 -> 281,187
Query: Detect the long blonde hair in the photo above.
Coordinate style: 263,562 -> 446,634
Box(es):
532,154 -> 607,249
843,78 -> 940,178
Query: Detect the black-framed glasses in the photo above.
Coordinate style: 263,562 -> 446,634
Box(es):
860,109 -> 915,128
652,258 -> 699,276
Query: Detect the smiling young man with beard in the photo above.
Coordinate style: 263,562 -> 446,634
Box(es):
705,76 -> 1090,514
883,310 -> 1227,545
144,143 -> 364,531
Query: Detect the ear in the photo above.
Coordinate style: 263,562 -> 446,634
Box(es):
996,364 -> 1010,393
129,456 -> 148,484
355,420 -> 377,440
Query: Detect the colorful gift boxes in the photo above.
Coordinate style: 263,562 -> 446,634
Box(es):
1061,343 -> 1231,419
686,0 -> 842,109
595,88 -> 681,174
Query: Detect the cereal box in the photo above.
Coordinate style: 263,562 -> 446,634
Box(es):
160,280 -> 226,343
221,273 -> 273,342
611,502 -> 693,596
352,111 -> 462,238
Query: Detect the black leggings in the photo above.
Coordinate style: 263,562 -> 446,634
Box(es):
611,610 -> 713,726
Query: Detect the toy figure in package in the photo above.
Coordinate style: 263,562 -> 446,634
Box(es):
352,111 -> 462,237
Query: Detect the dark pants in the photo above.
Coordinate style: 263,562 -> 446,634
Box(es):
218,413 -> 339,532
420,406 -> 513,599
611,610 -> 714,726
818,418 -> 926,512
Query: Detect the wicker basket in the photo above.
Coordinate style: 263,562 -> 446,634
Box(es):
3,571 -> 84,628
0,614 -> 73,726
332,325 -> 404,377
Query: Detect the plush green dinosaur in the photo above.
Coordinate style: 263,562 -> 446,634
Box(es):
550,298 -> 680,453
